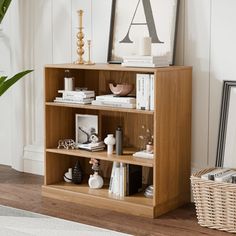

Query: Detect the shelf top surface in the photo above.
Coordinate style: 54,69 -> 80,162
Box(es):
46,148 -> 154,167
45,63 -> 191,73
45,102 -> 154,115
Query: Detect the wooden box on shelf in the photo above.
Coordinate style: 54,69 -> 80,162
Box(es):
42,63 -> 192,218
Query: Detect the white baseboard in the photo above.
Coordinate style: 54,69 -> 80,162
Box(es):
23,145 -> 44,175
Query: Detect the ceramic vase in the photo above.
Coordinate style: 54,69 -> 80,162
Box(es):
72,160 -> 83,184
104,134 -> 116,155
63,168 -> 72,182
88,172 -> 104,189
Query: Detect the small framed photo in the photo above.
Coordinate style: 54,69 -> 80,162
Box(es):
107,0 -> 179,64
75,114 -> 98,145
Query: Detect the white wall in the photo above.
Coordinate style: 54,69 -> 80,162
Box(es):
1,0 -> 236,175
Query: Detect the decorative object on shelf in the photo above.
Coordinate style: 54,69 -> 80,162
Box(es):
84,40 -> 95,65
88,158 -> 103,189
57,139 -> 76,149
72,160 -> 83,184
115,126 -> 123,155
63,168 -> 72,183
146,141 -> 153,153
89,158 -> 100,172
138,125 -> 153,151
104,134 -> 116,155
144,185 -> 153,198
107,0 -> 179,65
74,10 -> 85,65
109,83 -> 134,96
64,70 -> 74,91
88,172 -> 104,189
76,114 -> 98,144
215,81 -> 236,168
139,37 -> 151,56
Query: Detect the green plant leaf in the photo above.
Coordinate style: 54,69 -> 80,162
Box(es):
0,0 -> 12,23
0,70 -> 33,96
0,76 -> 7,86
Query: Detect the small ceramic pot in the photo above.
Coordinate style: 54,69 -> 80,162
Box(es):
88,172 -> 104,189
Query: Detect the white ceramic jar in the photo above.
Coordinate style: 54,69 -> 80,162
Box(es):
88,172 -> 104,189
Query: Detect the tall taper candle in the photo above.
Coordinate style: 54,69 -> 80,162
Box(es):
78,9 -> 83,28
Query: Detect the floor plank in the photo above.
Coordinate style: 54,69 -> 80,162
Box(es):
0,165 -> 231,235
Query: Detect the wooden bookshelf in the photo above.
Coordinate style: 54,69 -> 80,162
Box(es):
43,63 -> 192,218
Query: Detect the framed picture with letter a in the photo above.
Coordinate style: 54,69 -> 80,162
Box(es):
107,0 -> 179,65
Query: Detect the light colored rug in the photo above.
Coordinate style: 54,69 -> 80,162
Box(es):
0,205 -> 131,236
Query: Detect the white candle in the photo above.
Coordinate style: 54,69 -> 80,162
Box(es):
139,37 -> 152,56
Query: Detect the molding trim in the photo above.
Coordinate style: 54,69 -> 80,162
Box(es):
23,145 -> 44,175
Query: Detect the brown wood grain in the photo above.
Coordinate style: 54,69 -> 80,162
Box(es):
44,64 -> 192,218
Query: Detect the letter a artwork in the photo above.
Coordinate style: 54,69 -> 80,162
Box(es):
119,0 -> 163,44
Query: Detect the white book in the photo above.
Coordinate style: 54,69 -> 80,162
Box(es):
150,74 -> 154,111
109,162 -> 116,194
54,98 -> 93,104
145,75 -> 150,110
133,150 -> 154,159
122,62 -> 169,68
201,169 -> 230,180
120,163 -> 126,197
55,96 -> 93,102
114,163 -> 120,195
58,90 -> 95,99
96,94 -> 136,104
92,100 -> 136,109
123,55 -> 169,62
136,74 -> 149,110
215,170 -> 236,182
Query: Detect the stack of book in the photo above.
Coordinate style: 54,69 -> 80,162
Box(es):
54,90 -> 95,104
136,73 -> 154,110
92,94 -> 136,109
76,141 -> 105,152
133,150 -> 154,159
122,55 -> 169,68
109,163 -> 142,197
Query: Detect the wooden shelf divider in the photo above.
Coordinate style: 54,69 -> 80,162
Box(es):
46,148 -> 154,167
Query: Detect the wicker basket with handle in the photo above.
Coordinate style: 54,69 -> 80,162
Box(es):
191,168 -> 236,233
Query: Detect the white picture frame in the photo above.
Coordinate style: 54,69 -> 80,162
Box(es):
108,0 -> 179,65
75,114 -> 98,145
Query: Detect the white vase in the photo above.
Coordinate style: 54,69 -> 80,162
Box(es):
88,172 -> 104,189
0,24 -> 12,75
104,134 -> 116,155
64,168 -> 72,182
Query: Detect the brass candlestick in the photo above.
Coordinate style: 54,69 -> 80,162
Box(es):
85,40 -> 95,65
74,10 -> 84,64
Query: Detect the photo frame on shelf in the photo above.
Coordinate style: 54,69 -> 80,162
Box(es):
215,81 -> 236,167
75,114 -> 98,145
107,0 -> 179,64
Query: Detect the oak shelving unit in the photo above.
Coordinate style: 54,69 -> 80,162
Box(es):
42,63 -> 192,218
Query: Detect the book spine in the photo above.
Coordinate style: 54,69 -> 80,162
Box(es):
63,94 -> 94,99
109,162 -> 116,194
58,90 -> 95,95
145,75 -> 150,110
96,96 -> 136,104
120,163 -> 124,197
140,76 -> 146,110
92,100 -> 136,109
136,74 -> 141,109
150,74 -> 154,110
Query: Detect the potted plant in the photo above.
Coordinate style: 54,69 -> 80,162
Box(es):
0,0 -> 33,96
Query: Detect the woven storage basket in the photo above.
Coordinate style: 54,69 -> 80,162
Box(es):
191,168 -> 236,233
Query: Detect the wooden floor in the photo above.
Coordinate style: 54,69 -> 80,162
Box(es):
0,165 -> 231,236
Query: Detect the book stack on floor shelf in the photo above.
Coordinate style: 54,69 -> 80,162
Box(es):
109,162 -> 142,197
54,90 -> 95,104
122,55 -> 169,68
92,94 -> 136,109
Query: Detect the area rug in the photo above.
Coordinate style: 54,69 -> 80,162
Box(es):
0,205 -> 130,236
